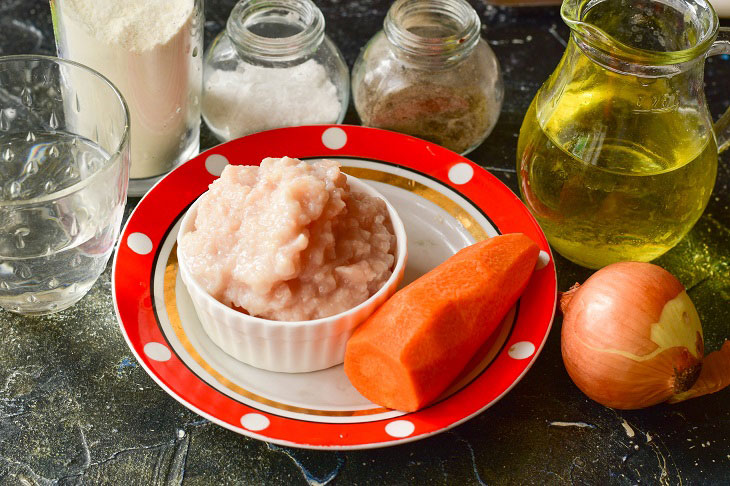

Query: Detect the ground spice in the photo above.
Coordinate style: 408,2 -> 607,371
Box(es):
357,82 -> 491,155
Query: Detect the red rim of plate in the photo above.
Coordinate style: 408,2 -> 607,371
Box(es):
112,125 -> 557,450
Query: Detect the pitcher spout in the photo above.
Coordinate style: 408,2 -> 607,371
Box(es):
560,0 -> 719,70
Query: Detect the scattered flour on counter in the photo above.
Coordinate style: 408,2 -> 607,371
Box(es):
621,419 -> 636,438
548,421 -> 596,429
202,59 -> 341,140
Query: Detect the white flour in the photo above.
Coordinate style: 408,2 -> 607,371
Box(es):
202,59 -> 341,140
56,0 -> 200,179
711,0 -> 730,17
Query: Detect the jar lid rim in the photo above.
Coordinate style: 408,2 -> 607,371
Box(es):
383,0 -> 482,61
227,0 -> 325,60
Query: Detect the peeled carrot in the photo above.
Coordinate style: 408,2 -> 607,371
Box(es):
344,233 -> 540,412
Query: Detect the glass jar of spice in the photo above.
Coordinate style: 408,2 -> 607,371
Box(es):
352,0 -> 503,155
202,0 -> 349,141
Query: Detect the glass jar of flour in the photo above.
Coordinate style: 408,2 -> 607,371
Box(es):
352,0 -> 503,155
51,0 -> 204,196
202,0 -> 349,141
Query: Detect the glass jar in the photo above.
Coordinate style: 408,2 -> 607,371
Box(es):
352,0 -> 503,155
51,0 -> 204,196
202,0 -> 349,142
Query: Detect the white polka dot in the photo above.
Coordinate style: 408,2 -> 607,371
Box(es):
321,127 -> 347,150
127,232 -> 153,255
536,250 -> 551,270
240,413 -> 270,431
205,154 -> 229,176
385,420 -> 415,438
448,163 -> 474,185
144,342 -> 171,362
508,341 -> 536,360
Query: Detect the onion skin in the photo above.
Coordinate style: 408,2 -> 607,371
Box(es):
669,340 -> 730,403
561,262 -> 704,410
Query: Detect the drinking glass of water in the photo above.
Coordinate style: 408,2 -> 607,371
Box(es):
0,55 -> 130,315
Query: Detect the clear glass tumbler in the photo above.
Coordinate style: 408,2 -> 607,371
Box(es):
0,56 -> 130,315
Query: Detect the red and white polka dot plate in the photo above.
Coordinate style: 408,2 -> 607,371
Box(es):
112,125 -> 557,450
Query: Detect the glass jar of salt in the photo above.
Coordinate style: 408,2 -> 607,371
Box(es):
202,0 -> 349,141
51,0 -> 204,196
352,0 -> 504,155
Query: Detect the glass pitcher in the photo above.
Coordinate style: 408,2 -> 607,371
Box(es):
517,0 -> 730,269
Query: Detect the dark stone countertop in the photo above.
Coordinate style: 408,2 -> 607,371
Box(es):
1,0 -> 729,484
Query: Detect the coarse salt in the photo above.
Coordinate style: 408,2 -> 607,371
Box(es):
202,59 -> 341,140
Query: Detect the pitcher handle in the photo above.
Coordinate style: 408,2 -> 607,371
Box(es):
709,27 -> 730,153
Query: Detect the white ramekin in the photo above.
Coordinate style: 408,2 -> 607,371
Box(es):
177,175 -> 407,373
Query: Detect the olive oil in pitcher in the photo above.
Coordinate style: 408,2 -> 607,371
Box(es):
516,0 -> 729,268
518,90 -> 717,268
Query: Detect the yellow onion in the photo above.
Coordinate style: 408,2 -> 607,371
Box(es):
560,262 -> 729,410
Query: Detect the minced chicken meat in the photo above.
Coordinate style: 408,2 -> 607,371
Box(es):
179,156 -> 397,321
